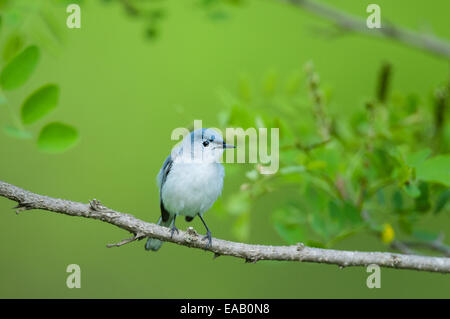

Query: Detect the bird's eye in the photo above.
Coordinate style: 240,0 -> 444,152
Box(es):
202,140 -> 209,147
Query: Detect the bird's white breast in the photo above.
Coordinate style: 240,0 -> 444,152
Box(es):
161,162 -> 224,217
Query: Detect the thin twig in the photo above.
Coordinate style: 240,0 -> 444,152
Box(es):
305,62 -> 331,140
106,233 -> 145,248
404,238 -> 450,257
391,240 -> 418,255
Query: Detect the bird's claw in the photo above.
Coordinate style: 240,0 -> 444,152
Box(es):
202,231 -> 212,248
170,225 -> 179,238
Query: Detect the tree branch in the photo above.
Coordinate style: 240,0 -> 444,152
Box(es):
281,0 -> 450,59
0,180 -> 449,273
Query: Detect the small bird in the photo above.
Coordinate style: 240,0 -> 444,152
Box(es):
145,128 -> 235,251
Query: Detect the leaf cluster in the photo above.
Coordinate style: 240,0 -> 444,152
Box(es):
215,63 -> 450,252
0,8 -> 79,153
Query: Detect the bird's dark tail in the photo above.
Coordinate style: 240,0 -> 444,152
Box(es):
145,216 -> 173,251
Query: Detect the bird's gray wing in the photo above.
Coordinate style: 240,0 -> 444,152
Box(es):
157,154 -> 173,222
157,154 -> 173,190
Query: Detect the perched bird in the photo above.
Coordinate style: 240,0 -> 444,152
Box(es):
145,128 -> 235,251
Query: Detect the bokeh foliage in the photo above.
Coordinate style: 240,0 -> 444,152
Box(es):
217,63 -> 450,252
0,0 -> 79,152
0,0 -> 449,298
1,0 -> 449,254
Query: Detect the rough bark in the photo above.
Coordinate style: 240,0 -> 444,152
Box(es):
1,180 -> 449,273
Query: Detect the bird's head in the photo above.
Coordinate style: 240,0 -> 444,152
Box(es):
177,128 -> 235,163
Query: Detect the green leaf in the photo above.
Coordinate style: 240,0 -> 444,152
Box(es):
2,33 -> 24,61
403,182 -> 421,198
392,190 -> 403,211
21,84 -> 59,125
3,125 -> 32,139
416,155 -> 450,186
304,186 -> 329,213
341,201 -> 363,225
37,122 -> 79,153
328,201 -> 341,220
376,189 -> 386,205
309,213 -> 328,240
366,148 -> 396,179
272,205 -> 306,244
414,182 -> 431,212
434,189 -> 450,214
0,45 -> 40,90
310,145 -> 341,176
279,165 -> 306,175
274,221 -> 305,244
273,205 -> 307,225
327,201 -> 343,234
306,160 -> 327,170
398,217 -> 413,235
405,149 -> 431,167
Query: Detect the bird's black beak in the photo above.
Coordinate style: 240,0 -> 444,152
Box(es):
222,141 -> 236,149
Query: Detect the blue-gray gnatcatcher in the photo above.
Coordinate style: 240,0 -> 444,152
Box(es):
145,128 -> 235,251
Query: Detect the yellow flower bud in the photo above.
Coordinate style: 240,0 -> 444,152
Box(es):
381,223 -> 395,244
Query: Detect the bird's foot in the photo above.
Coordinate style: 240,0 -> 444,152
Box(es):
202,230 -> 212,248
170,225 -> 179,238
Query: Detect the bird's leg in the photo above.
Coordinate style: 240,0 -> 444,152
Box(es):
199,214 -> 212,248
170,214 -> 179,238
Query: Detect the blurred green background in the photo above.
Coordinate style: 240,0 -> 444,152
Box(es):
0,0 -> 449,298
